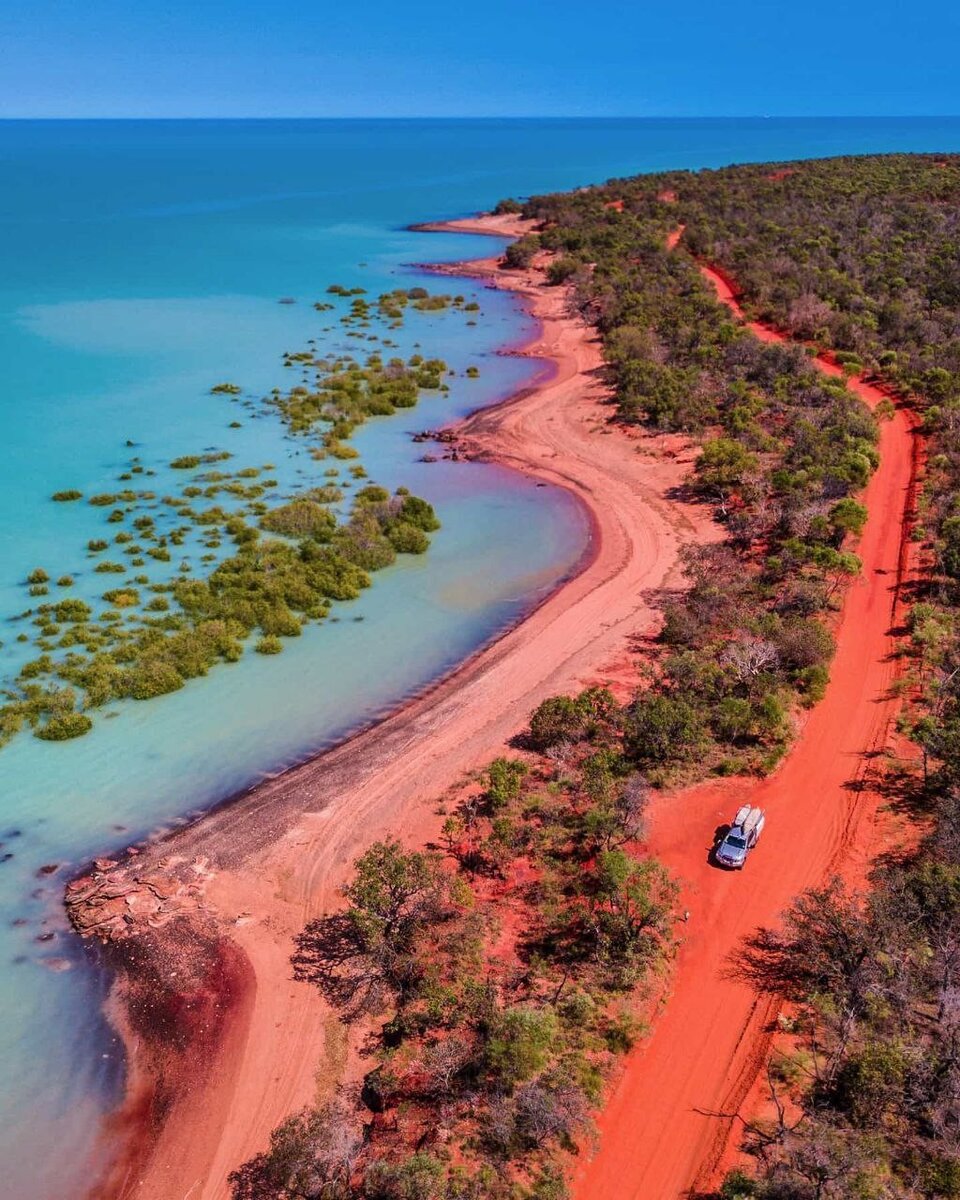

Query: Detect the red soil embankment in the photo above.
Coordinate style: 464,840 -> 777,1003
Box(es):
575,257 -> 922,1199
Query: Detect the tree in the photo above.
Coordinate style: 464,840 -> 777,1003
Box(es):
528,695 -> 585,749
623,693 -> 706,767
229,1101 -> 361,1200
584,851 -> 677,959
941,515 -> 960,580
580,774 -> 649,851
342,840 -> 446,973
502,235 -> 540,269
546,256 -> 580,285
483,757 -> 527,811
485,1006 -> 558,1085
483,1073 -> 591,1153
527,687 -> 618,750
364,1154 -> 446,1200
740,880 -> 880,1058
694,438 -> 759,503
721,636 -> 780,687
787,292 -> 833,340
292,841 -> 449,1010
417,1036 -> 474,1097
493,197 -> 523,215
826,498 -> 868,544
773,618 -> 834,672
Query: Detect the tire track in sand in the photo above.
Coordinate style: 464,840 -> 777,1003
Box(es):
574,240 -> 922,1200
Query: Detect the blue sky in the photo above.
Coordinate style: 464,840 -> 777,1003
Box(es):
2,0 -> 958,118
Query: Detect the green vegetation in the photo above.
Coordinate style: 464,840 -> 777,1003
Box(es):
501,163 -> 887,780
610,152 -> 960,1200
503,234 -> 540,269
271,349 -> 448,441
260,497 -> 337,540
499,153 -> 960,1199
35,712 -> 93,741
229,153 -> 960,1198
51,489 -> 82,502
233,705 -> 675,1198
0,278 -> 458,747
0,481 -> 440,743
718,794 -> 960,1198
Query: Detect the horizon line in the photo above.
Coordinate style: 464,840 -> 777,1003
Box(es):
2,113 -> 960,122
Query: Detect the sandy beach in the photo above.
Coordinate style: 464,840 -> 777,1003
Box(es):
73,213 -> 718,1199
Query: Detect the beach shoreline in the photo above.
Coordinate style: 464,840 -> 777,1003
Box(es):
69,212 -> 716,1199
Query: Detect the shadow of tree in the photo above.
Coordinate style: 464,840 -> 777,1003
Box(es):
292,913 -> 386,1019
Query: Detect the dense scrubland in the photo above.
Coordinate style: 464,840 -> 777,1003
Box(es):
230,156 -> 960,1198
658,156 -> 960,1200
520,163 -> 889,784
232,705 -> 674,1200
521,156 -> 960,1199
0,284 -> 482,747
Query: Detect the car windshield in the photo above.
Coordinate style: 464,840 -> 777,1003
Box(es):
725,834 -> 747,850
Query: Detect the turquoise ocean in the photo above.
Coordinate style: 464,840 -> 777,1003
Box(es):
1,118 -> 959,1197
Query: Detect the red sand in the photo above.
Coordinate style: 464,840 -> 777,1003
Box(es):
665,224 -> 686,252
89,215 -> 719,1199
574,259 -> 922,1199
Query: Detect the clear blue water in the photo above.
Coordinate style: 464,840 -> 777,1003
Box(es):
2,117 -> 960,1198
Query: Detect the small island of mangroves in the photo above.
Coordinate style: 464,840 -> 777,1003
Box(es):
0,284 -> 486,746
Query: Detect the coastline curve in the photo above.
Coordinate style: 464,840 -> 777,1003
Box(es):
69,214 -> 716,1199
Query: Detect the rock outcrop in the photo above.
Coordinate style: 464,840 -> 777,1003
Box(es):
65,854 -> 216,943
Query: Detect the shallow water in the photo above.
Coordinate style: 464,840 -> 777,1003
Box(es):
2,117 -> 960,1197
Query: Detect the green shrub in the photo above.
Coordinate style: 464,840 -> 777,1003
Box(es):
396,495 -> 440,532
52,599 -> 92,623
546,256 -> 580,285
623,694 -> 706,767
503,234 -> 540,268
528,695 -> 586,749
260,499 -> 337,541
102,588 -> 139,607
719,1170 -> 758,1199
36,713 -> 93,741
485,1007 -> 558,1084
121,660 -> 185,700
386,522 -> 429,554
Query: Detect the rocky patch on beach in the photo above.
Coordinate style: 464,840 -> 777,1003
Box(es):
65,853 -> 216,943
410,428 -> 473,462
64,848 -> 252,1164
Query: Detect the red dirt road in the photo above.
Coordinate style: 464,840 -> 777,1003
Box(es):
575,262 -> 921,1198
